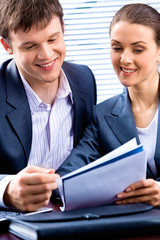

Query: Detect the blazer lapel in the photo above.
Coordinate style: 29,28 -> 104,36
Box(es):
62,63 -> 88,146
104,89 -> 140,145
5,60 -> 32,161
68,78 -> 87,146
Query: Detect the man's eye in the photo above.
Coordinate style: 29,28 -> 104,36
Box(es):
25,45 -> 35,49
48,38 -> 56,43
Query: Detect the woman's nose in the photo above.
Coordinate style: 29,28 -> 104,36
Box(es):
120,50 -> 133,64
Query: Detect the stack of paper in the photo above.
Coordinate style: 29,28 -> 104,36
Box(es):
57,138 -> 147,211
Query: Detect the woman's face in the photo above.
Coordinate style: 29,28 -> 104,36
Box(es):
110,21 -> 160,88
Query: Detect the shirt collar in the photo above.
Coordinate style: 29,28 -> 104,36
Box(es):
57,69 -> 73,103
19,69 -> 73,115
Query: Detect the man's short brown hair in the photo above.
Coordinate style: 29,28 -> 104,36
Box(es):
0,0 -> 64,40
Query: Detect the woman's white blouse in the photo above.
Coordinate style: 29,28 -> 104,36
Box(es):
137,109 -> 158,178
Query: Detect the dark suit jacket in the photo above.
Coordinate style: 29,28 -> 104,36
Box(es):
57,87 -> 160,180
0,59 -> 96,179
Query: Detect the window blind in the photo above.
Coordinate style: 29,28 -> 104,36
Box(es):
0,0 -> 160,103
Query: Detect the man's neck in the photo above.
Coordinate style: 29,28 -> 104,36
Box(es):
29,80 -> 59,105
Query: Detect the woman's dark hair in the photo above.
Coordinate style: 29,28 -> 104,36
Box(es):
110,3 -> 160,47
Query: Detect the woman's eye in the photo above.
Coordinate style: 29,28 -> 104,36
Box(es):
112,46 -> 122,51
133,49 -> 144,53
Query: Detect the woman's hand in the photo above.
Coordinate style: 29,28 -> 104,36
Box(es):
116,179 -> 160,207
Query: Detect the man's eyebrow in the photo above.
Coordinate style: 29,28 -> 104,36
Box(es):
20,41 -> 35,46
20,32 -> 61,46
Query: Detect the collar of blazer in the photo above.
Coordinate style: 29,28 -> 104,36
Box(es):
104,85 -> 160,179
4,59 -> 32,161
62,61 -> 92,146
104,88 -> 140,146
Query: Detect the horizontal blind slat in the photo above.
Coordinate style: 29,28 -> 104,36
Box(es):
1,0 -> 160,103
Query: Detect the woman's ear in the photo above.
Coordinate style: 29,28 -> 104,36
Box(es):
0,38 -> 13,55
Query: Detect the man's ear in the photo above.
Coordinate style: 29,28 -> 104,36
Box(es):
62,20 -> 65,34
0,38 -> 13,55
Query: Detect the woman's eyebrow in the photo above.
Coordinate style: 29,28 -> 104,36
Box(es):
111,40 -> 147,45
131,41 -> 147,45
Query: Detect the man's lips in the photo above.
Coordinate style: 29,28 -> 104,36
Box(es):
36,59 -> 57,71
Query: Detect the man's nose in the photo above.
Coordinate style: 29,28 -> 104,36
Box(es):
37,44 -> 53,59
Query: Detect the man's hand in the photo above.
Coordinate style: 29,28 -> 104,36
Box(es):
116,179 -> 160,207
3,166 -> 60,212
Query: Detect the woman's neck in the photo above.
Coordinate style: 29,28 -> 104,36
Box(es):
128,75 -> 159,128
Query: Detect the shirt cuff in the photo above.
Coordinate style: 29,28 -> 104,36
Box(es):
156,181 -> 160,185
0,175 -> 15,208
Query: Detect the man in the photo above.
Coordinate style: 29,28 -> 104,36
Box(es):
0,0 -> 96,212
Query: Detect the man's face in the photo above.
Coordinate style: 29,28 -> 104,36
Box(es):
5,16 -> 66,88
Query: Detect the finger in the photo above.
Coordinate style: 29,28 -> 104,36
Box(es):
116,195 -> 148,205
13,190 -> 53,212
125,179 -> 155,192
117,179 -> 158,200
117,186 -> 154,199
20,172 -> 60,185
26,190 -> 52,204
116,194 -> 158,205
19,182 -> 58,196
20,198 -> 51,212
21,165 -> 56,174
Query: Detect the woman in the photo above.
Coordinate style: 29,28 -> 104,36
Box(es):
109,3 -> 160,206
57,3 -> 160,207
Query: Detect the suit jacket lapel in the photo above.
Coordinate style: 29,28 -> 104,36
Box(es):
72,89 -> 87,146
62,63 -> 87,146
67,79 -> 87,146
5,60 -> 32,161
104,89 -> 140,145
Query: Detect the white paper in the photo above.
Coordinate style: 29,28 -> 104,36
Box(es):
61,138 -> 138,179
57,138 -> 147,211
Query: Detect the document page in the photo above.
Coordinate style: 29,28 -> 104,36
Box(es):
57,138 -> 147,211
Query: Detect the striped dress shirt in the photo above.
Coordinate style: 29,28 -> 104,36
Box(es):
21,69 -> 74,170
